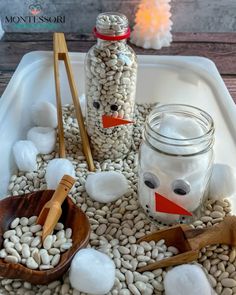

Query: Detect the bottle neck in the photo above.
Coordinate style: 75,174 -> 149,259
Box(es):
96,38 -> 127,47
94,12 -> 130,47
96,12 -> 129,36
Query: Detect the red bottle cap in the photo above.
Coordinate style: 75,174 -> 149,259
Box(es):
93,27 -> 131,41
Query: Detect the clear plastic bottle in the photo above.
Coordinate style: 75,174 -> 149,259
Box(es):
85,12 -> 137,161
138,104 -> 215,225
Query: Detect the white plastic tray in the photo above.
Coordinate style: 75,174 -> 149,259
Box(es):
0,51 -> 236,202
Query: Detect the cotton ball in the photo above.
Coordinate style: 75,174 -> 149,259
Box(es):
164,264 -> 215,295
46,158 -> 75,189
85,171 -> 128,203
31,101 -> 57,128
158,114 -> 204,139
209,163 -> 236,200
79,93 -> 86,117
157,114 -> 186,139
69,248 -> 115,295
13,140 -> 38,172
118,53 -> 132,66
27,127 -> 56,154
151,113 -> 204,155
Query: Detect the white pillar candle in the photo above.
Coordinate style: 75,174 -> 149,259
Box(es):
131,0 -> 173,49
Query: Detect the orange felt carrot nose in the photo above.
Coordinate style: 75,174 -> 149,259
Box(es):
155,192 -> 192,216
102,115 -> 133,128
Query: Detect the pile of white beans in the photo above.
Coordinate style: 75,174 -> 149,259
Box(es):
1,104 -> 234,295
0,217 -> 72,271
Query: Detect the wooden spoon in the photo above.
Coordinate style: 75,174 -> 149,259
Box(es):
137,216 -> 236,272
37,175 -> 75,241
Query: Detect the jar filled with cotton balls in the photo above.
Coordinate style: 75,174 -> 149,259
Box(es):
85,12 -> 137,161
138,104 -> 215,225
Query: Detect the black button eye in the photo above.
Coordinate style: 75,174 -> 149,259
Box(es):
143,172 -> 160,189
144,180 -> 156,189
174,188 -> 186,195
93,101 -> 100,109
172,179 -> 190,196
110,104 -> 118,111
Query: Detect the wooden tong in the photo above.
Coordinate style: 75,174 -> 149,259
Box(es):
137,216 -> 236,272
37,175 -> 75,241
53,32 -> 95,171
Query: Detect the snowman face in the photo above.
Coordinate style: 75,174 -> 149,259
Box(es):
87,98 -> 133,137
138,143 -> 212,224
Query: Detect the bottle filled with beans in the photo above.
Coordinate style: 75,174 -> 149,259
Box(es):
85,12 -> 137,161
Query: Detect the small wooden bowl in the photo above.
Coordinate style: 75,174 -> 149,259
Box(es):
0,190 -> 90,285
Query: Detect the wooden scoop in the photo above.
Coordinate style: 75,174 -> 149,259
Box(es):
37,175 -> 75,241
137,216 -> 236,272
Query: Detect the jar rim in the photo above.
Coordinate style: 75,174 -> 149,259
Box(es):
146,104 -> 215,144
144,104 -> 215,156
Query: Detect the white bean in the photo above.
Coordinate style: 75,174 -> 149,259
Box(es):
26,257 -> 38,269
10,218 -> 20,229
51,254 -> 60,266
4,255 -> 18,264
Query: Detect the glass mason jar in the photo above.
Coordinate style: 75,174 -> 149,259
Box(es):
138,104 -> 215,225
85,12 -> 137,161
